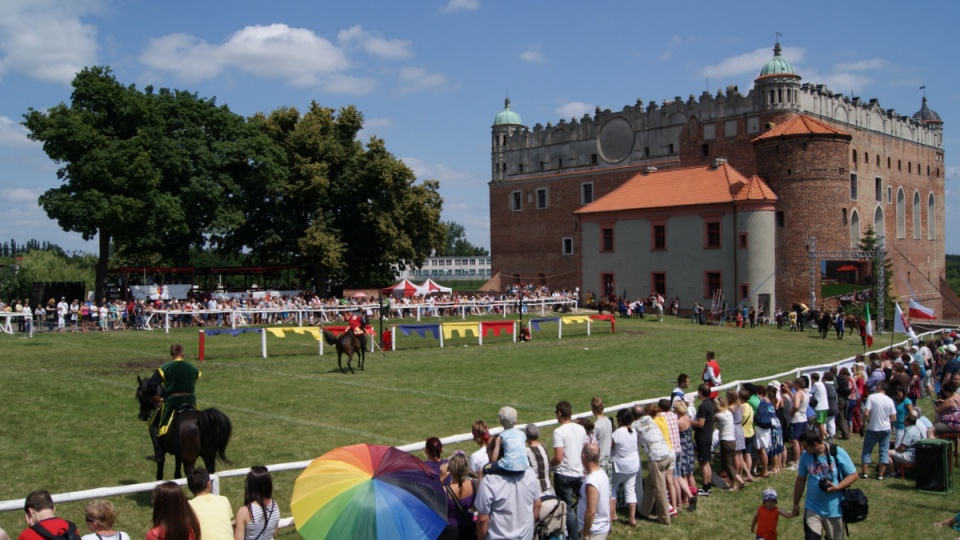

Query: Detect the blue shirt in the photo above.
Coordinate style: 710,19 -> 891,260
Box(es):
798,445 -> 855,518
498,427 -> 529,472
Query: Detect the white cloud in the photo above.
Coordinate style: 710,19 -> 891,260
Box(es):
442,0 -> 481,13
702,46 -> 805,79
0,0 -> 100,84
555,102 -> 594,120
815,72 -> 873,95
401,157 -> 477,187
140,24 -> 350,85
0,186 -> 41,203
0,116 -> 38,148
520,49 -> 543,63
358,117 -> 393,140
833,58 -> 888,72
320,75 -> 378,95
397,66 -> 453,94
337,25 -> 413,60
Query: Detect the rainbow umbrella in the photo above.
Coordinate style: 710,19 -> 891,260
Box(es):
292,444 -> 447,539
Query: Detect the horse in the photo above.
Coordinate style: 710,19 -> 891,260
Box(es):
323,329 -> 366,373
597,299 -> 615,315
136,376 -> 232,481
814,311 -> 833,339
843,313 -> 860,337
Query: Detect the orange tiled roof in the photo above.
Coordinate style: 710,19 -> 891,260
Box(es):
751,114 -> 851,142
575,162 -> 777,214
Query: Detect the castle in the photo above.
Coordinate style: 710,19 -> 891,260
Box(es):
488,41 -> 945,315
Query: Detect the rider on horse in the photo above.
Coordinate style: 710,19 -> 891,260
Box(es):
348,312 -> 368,349
144,343 -> 200,462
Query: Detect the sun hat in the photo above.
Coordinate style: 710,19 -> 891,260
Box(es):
762,488 -> 778,501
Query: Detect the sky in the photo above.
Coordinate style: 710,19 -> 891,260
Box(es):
1,0 -> 958,256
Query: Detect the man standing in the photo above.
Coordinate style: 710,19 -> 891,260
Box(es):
577,444 -> 611,540
809,373 -> 829,440
144,343 -> 201,462
860,382 -> 897,479
791,430 -> 859,539
187,468 -> 234,540
702,351 -> 722,399
591,397 -> 613,485
475,438 -> 541,540
550,401 -> 587,540
56,297 -> 68,332
18,490 -> 79,540
690,384 -> 716,496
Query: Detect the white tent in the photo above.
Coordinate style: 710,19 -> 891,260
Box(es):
382,279 -> 428,297
419,279 -> 452,294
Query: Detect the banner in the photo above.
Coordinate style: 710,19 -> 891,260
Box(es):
908,298 -> 937,320
865,304 -> 874,347
894,303 -> 919,344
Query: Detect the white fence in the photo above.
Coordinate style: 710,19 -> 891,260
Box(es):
0,328 -> 940,531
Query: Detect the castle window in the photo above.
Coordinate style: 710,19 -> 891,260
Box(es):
896,188 -> 905,239
540,161 -> 544,171
864,152 -> 869,164
581,182 -> 594,204
652,272 -> 666,296
705,221 -> 721,248
776,211 -> 784,227
653,224 -> 667,250
591,154 -> 598,164
510,190 -> 522,211
888,157 -> 891,169
874,206 -> 885,238
908,162 -> 912,173
769,90 -> 775,105
898,159 -> 901,171
705,272 -> 722,298
887,186 -> 892,204
852,150 -> 858,164
701,144 -> 709,157
842,208 -> 848,225
601,228 -> 614,252
777,89 -> 782,103
558,158 -> 563,169
739,233 -> 749,249
927,165 -> 930,176
644,147 -> 650,157
739,284 -> 750,302
850,173 -> 858,200
519,163 -> 524,173
668,144 -> 675,154
875,178 -> 882,202
850,210 -> 860,247
502,162 -> 507,172
928,193 -> 936,240
876,155 -> 880,167
536,188 -> 548,209
562,237 -> 574,255
913,191 -> 921,239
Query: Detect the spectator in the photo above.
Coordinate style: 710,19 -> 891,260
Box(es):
891,386 -> 914,448
790,430 -> 858,540
425,436 -> 448,479
470,420 -> 491,476
659,398 -> 690,509
81,500 -> 129,540
591,397 -> 613,483
147,482 -> 200,540
635,404 -> 675,525
789,377 -> 811,469
714,395 -> 745,491
609,408 -> 639,526
751,488 -> 791,540
549,401 -> 586,540
484,407 -> 528,476
809,373 -> 829,441
671,374 -> 694,413
727,390 -> 752,483
890,410 -> 924,472
234,466 -> 279,540
822,371 -> 840,442
754,386 -> 775,478
577,444 -> 611,540
524,424 -> 553,497
860,381 -> 897,480
648,404 -> 679,511
737,388 -> 756,481
934,381 -> 960,435
702,351 -> 722,399
438,451 -> 478,540
672,400 -> 697,509
186,467 -> 234,540
475,436 -> 541,540
933,510 -> 960,536
834,368 -> 852,440
690,384 -> 716,496
18,490 -> 79,540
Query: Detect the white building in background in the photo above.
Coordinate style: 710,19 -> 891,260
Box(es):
395,256 -> 493,281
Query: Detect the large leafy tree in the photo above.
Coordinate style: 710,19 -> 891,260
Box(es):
438,221 -> 489,256
23,67 -> 279,299
232,102 -> 445,289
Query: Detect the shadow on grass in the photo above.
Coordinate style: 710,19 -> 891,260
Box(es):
118,480 -> 155,507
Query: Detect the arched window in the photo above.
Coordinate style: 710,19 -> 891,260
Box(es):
842,208 -> 848,225
913,191 -> 921,239
928,193 -> 936,240
850,210 -> 861,247
896,188 -> 905,238
852,149 -> 858,164
874,206 -> 885,238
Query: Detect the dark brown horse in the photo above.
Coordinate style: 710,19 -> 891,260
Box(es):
136,376 -> 232,481
323,329 -> 366,373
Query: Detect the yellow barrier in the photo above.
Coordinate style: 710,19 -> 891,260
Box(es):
561,316 -> 591,325
442,322 -> 479,339
266,327 -> 321,340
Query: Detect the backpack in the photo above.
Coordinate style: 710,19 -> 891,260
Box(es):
755,401 -> 775,429
826,444 -> 868,535
535,496 -> 567,540
30,521 -> 82,540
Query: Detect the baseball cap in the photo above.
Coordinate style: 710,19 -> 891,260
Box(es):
499,406 -> 518,428
762,488 -> 778,501
949,344 -> 958,354
910,345 -> 919,351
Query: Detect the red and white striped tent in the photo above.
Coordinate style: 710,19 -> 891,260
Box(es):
382,279 -> 427,297
419,279 -> 452,294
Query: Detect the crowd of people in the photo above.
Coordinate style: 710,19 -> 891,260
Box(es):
11,466 -> 277,540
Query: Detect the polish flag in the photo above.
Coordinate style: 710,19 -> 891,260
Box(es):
908,298 -> 937,320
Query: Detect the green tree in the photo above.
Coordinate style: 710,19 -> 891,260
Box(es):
232,103 -> 445,289
23,66 -> 279,300
858,227 -> 894,319
438,221 -> 489,256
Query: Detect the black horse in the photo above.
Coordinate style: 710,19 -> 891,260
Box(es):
323,329 -> 366,373
136,376 -> 232,481
814,311 -> 833,339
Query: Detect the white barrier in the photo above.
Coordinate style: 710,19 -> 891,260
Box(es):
0,312 -> 33,337
0,328 -> 941,531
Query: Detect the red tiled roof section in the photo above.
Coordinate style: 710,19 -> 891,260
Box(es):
751,114 -> 852,142
575,163 -> 777,214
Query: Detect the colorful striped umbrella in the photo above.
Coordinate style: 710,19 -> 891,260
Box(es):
292,444 -> 447,539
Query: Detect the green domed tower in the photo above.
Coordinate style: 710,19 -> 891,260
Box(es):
491,98 -> 525,181
755,40 -> 801,114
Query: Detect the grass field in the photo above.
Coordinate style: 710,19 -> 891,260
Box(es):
0,315 -> 954,539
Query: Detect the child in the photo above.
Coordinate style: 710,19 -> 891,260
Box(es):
934,509 -> 960,539
788,311 -> 798,331
483,406 -> 528,475
714,396 -> 745,491
752,488 -> 792,540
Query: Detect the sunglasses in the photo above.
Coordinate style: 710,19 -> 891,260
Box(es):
85,516 -> 96,523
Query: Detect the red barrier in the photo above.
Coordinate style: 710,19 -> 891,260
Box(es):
589,314 -> 616,332
481,320 -> 516,337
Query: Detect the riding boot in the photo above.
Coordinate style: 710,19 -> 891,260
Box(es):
147,424 -> 165,463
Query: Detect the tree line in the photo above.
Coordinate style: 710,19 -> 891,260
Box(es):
23,67 -> 453,300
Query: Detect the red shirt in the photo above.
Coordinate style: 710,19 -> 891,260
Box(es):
18,518 -> 71,540
755,505 -> 779,540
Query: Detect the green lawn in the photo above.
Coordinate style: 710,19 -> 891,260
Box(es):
0,316 -> 953,539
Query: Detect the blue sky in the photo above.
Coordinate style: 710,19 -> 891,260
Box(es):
1,0 -> 958,255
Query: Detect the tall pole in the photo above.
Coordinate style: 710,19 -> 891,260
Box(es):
517,292 -> 523,329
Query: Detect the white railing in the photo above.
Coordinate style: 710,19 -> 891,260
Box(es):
0,328 -> 942,531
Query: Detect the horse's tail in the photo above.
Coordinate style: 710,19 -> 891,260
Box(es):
199,408 -> 233,466
322,329 -> 338,346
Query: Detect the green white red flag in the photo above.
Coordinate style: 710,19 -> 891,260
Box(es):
865,304 -> 874,347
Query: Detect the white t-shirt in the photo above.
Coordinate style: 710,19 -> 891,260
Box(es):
610,426 -> 640,474
791,390 -> 810,423
82,533 -> 130,540
715,409 -> 735,441
552,421 -> 587,477
470,446 -> 489,476
593,416 -> 613,461
474,468 -> 540,540
577,469 -> 611,536
864,392 -> 896,432
811,381 -> 829,411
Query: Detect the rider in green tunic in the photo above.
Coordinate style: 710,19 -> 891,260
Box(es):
145,343 -> 201,462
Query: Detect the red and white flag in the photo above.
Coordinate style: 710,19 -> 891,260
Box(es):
895,303 -> 919,343
908,298 -> 937,320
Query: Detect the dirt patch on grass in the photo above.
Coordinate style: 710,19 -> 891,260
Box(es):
619,330 -> 645,336
120,359 -> 164,373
